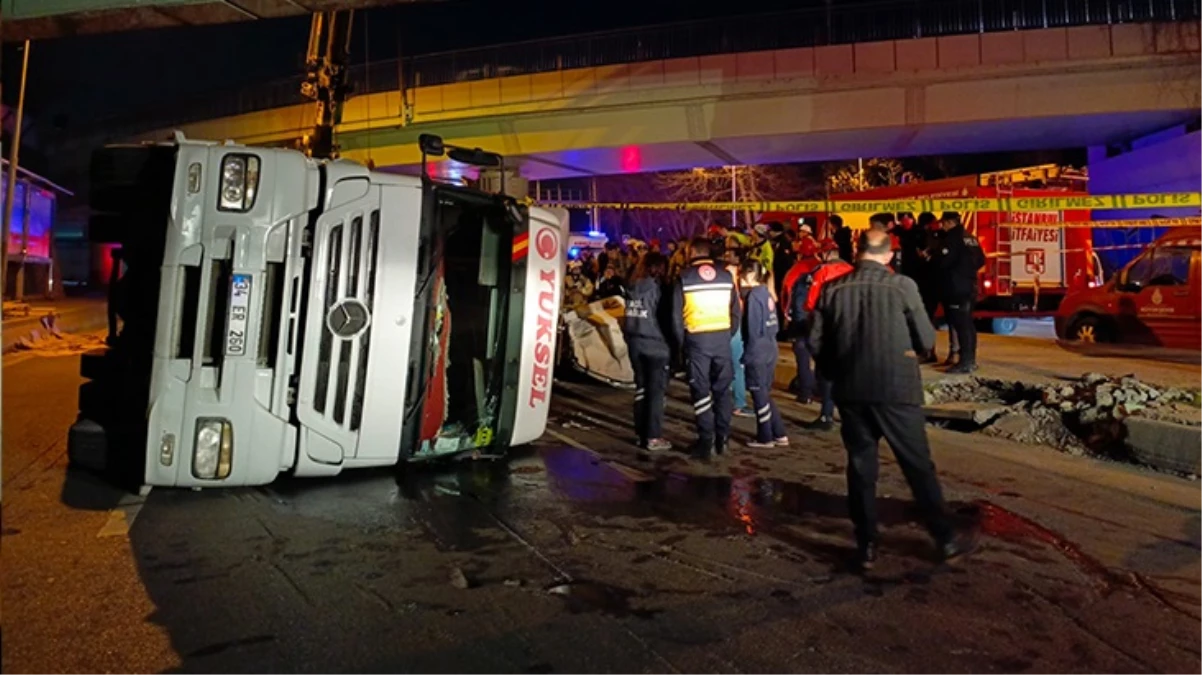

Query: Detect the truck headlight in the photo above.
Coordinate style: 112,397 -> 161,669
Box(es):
218,154 -> 260,212
193,418 -> 233,480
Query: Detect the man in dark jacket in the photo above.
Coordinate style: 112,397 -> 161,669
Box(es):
933,212 -> 986,373
830,214 -> 854,264
895,212 -> 926,282
809,228 -> 976,570
914,212 -> 947,363
673,238 -> 742,459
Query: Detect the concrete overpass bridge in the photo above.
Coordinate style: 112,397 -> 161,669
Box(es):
77,3 -> 1202,180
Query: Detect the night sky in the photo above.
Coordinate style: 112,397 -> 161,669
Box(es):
3,0 -> 814,124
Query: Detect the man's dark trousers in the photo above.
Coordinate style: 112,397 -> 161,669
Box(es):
630,340 -> 670,442
791,332 -> 816,398
944,296 -> 976,365
837,402 -> 954,546
744,356 -> 787,442
686,335 -> 734,445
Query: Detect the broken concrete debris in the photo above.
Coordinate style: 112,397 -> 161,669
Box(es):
924,372 -> 1199,469
449,567 -> 474,590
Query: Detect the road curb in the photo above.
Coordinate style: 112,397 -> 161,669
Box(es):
1122,417 -> 1202,475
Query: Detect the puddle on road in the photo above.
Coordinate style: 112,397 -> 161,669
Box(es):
240,443 -> 1156,600
253,445 -> 955,557
537,445 -> 933,538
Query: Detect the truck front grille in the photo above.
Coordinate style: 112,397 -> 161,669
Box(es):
313,210 -> 380,431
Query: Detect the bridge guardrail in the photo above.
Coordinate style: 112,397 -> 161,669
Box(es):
82,0 -> 1199,138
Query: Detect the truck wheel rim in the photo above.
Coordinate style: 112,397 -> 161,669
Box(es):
1076,325 -> 1096,343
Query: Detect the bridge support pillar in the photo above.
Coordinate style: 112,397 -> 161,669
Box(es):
480,168 -> 528,199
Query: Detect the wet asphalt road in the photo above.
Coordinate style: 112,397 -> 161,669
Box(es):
2,349 -> 1200,673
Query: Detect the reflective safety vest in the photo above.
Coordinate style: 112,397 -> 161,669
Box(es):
680,259 -> 735,334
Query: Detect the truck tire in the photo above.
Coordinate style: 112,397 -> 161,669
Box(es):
991,317 -> 1019,336
79,348 -> 112,381
1066,314 -> 1111,343
68,418 -> 109,473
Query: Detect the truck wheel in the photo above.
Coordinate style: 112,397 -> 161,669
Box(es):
1067,315 -> 1110,343
991,317 -> 1019,336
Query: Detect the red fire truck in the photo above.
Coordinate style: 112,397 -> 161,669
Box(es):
761,166 -> 1093,332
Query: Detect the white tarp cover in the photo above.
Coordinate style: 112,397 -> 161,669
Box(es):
563,296 -> 635,388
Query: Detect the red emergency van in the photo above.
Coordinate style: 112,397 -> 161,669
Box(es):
1055,227 -> 1201,350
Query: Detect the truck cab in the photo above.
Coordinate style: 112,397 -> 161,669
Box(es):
70,133 -> 567,488
1056,228 -> 1201,349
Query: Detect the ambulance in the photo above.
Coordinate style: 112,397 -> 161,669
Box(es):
69,133 -> 568,488
1056,227 -> 1201,349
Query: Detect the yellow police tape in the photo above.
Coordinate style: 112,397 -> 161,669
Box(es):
997,217 -> 1202,229
531,193 -> 1201,213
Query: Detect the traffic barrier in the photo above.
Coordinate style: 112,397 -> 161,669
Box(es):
530,193 -> 1202,213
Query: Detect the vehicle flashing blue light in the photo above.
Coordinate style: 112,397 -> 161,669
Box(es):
588,231 -> 601,237
569,247 -> 581,258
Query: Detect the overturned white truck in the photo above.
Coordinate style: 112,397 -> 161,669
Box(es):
70,133 -> 567,488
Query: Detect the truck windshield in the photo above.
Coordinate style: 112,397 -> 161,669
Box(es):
403,185 -> 518,458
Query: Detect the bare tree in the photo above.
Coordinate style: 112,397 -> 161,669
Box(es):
588,165 -> 821,243
655,165 -> 817,231
823,158 -> 921,194
594,173 -> 701,243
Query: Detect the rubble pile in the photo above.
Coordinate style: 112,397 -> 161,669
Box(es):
1039,372 -> 1196,426
986,403 -> 1088,455
923,377 -> 1014,405
924,372 -> 1200,460
10,313 -> 106,357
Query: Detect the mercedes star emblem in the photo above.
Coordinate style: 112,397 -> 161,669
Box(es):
327,299 -> 371,339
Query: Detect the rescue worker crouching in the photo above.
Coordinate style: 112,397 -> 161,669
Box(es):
563,261 -> 595,309
623,252 -> 673,452
738,260 -> 789,449
672,237 -> 742,459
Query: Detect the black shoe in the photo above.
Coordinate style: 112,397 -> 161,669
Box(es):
691,440 -> 715,460
714,437 -> 729,456
939,528 -> 980,563
857,540 -> 879,571
920,352 -> 938,365
803,416 -> 834,431
945,362 -> 978,375
941,354 -> 959,367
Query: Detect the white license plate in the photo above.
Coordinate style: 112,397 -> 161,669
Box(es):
226,273 -> 252,356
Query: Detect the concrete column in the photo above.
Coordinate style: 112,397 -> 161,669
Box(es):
479,168 -> 529,199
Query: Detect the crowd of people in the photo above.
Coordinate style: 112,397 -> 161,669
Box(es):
571,212 -> 987,427
600,211 -> 983,569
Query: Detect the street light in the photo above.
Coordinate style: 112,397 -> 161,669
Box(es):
2,40 -> 31,302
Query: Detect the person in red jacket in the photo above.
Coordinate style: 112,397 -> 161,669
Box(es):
781,237 -> 822,401
803,239 -> 855,429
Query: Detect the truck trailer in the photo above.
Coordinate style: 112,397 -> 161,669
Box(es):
69,133 -> 567,489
